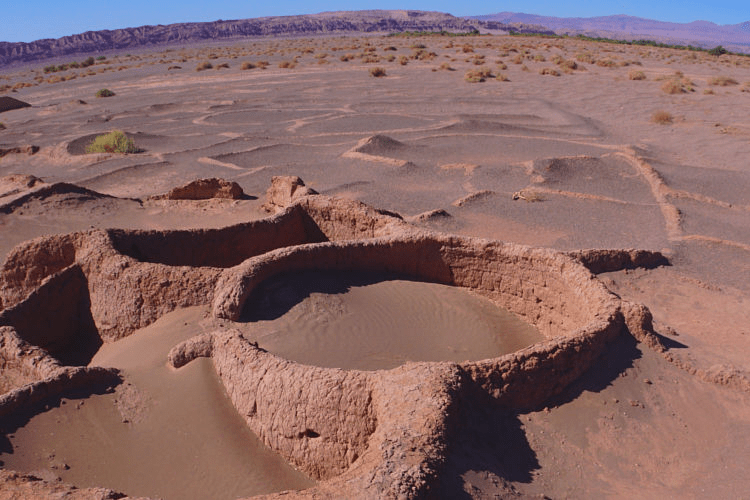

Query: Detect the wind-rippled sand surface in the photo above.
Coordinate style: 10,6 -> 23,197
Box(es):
242,271 -> 543,370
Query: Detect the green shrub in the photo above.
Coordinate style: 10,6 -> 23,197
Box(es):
96,55 -> 106,61
708,46 -> 728,56
95,88 -> 115,98
81,56 -> 96,68
85,130 -> 139,154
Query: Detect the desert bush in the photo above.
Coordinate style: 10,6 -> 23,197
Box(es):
399,55 -> 409,65
96,55 -> 106,61
512,54 -> 524,64
256,60 -> 269,69
629,70 -> 647,80
465,67 -> 493,82
496,61 -> 508,70
539,67 -> 560,76
462,44 -> 474,53
196,61 -> 213,71
385,55 -> 395,62
241,62 -> 256,70
703,88 -> 715,95
651,110 -> 673,124
0,122 -> 6,130
661,79 -> 687,94
533,54 -> 546,62
709,76 -> 738,86
95,88 -> 115,98
81,56 -> 96,68
596,58 -> 617,68
216,62 -> 230,69
708,46 -> 728,56
384,46 -> 398,51
279,60 -> 296,68
551,54 -> 564,65
86,130 -> 139,154
521,64 -> 530,72
576,52 -> 595,64
558,59 -> 578,71
495,72 -> 509,81
369,67 -> 387,77
439,62 -> 455,71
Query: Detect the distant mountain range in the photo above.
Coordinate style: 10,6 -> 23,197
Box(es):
1,10 -> 748,68
475,13 -> 750,53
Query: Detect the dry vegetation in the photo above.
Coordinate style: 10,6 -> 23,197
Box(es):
709,75 -> 739,86
651,110 -> 674,124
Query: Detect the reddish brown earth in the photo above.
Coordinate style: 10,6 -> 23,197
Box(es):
0,33 -> 749,499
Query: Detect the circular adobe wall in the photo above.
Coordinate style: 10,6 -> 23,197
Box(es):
0,186 -> 629,499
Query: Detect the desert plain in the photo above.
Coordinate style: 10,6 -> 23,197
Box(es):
0,33 -> 750,499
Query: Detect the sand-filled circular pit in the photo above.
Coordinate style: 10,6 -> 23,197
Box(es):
0,177 -> 651,498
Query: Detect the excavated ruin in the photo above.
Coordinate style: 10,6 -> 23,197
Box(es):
0,176 -> 668,498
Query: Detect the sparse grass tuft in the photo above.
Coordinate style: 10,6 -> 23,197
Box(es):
576,52 -> 595,64
495,72 -> 509,81
651,110 -> 674,124
86,130 -> 139,154
539,67 -> 560,76
708,75 -> 738,86
95,88 -> 115,98
369,66 -> 387,77
629,70 -> 647,80
196,61 -> 213,71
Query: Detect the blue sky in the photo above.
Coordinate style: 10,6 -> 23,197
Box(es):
2,0 -> 748,43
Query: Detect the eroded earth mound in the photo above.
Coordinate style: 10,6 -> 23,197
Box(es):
0,176 -> 682,498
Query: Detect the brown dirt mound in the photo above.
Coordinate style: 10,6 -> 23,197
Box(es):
153,177 -> 245,200
0,96 -> 31,113
0,145 -> 39,159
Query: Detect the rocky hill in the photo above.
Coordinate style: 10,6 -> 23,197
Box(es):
0,10 -> 547,68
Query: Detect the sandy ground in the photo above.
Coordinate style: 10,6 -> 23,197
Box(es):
1,33 -> 750,498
